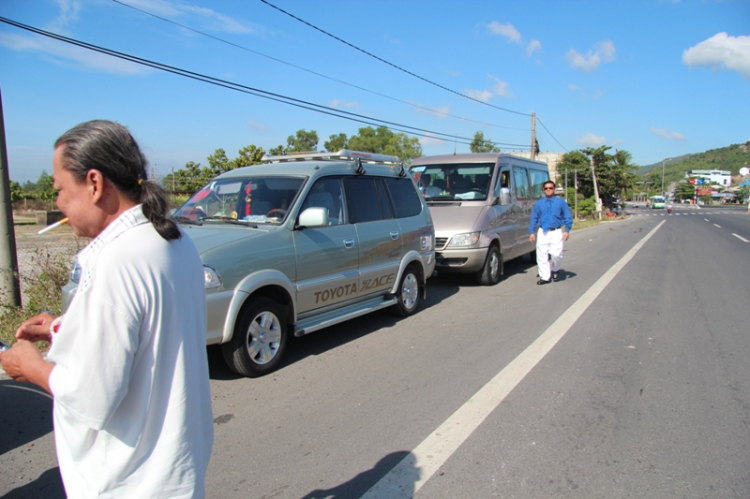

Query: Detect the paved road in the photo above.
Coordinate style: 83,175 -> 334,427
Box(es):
2,211 -> 749,498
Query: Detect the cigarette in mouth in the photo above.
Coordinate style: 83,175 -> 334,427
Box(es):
38,217 -> 69,235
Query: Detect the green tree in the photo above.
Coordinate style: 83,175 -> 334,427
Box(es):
286,129 -> 319,153
36,171 -> 57,201
9,180 -> 23,202
207,149 -> 231,176
580,146 -> 638,205
346,126 -> 422,163
232,144 -> 266,168
470,131 -> 500,153
324,133 -> 348,152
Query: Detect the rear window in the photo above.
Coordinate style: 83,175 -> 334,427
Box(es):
384,177 -> 422,218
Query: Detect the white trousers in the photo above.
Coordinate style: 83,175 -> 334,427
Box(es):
536,227 -> 564,281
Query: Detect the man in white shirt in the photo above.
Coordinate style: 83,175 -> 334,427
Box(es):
0,120 -> 214,498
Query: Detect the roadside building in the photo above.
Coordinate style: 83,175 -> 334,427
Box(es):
685,169 -> 732,187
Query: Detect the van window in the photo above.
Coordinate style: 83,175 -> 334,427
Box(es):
494,168 -> 511,197
301,177 -> 345,225
529,169 -> 549,198
513,167 -> 530,199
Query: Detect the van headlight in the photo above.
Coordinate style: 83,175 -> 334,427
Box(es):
203,266 -> 222,289
447,232 -> 480,247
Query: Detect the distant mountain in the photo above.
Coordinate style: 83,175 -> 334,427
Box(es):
638,142 -> 750,185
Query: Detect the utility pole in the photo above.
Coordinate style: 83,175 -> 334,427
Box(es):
0,87 -> 22,307
590,154 -> 602,220
530,113 -> 537,160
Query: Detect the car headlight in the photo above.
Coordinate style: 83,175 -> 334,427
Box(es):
447,232 -> 481,247
203,265 -> 222,289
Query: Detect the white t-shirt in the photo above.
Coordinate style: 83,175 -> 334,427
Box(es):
47,205 -> 214,498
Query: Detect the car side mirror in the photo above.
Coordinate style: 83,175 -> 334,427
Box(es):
297,207 -> 330,228
497,187 -> 511,206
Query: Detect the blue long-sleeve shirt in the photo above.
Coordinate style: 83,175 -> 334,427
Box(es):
529,196 -> 573,234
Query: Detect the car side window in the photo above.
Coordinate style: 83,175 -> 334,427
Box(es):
301,177 -> 345,225
375,179 -> 394,219
384,177 -> 422,218
344,177 -> 382,223
513,167 -> 529,199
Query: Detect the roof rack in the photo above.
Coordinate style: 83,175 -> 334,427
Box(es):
262,149 -> 402,166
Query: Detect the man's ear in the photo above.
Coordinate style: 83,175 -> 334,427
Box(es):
86,169 -> 106,202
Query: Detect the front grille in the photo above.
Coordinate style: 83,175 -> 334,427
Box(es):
435,237 -> 449,249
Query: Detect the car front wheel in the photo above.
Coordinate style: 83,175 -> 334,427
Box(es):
222,297 -> 289,377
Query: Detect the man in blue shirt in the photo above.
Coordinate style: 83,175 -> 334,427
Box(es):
529,181 -> 573,285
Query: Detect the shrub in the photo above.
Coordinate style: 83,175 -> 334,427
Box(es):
1,246 -> 78,350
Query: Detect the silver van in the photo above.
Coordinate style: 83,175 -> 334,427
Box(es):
409,153 -> 549,285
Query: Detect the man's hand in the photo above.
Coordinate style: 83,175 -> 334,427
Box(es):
563,232 -> 570,242
0,340 -> 54,393
529,234 -> 536,244
16,312 -> 57,343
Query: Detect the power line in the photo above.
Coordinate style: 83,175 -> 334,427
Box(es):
112,0 -> 528,134
259,0 -> 532,118
0,16 -> 530,151
536,117 -> 568,153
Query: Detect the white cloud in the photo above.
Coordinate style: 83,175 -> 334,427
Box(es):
447,70 -> 460,77
567,83 -> 603,100
489,75 -> 513,98
419,135 -> 445,146
576,133 -> 607,147
50,0 -> 82,31
465,89 -> 494,103
682,32 -> 750,80
329,99 -> 360,109
123,0 -> 259,34
0,32 -> 152,75
487,21 -> 521,43
650,126 -> 685,140
247,120 -> 268,132
566,40 -> 616,72
527,39 -> 541,56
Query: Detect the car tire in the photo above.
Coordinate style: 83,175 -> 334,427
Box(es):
477,245 -> 502,286
222,297 -> 288,378
391,265 -> 421,317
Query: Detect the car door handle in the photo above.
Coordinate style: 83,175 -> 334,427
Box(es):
390,231 -> 400,240
344,238 -> 356,249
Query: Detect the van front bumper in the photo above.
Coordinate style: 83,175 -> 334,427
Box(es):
435,247 -> 487,273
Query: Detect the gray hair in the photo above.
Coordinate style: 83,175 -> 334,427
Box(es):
54,120 -> 180,240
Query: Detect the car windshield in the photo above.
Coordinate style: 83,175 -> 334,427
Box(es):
173,176 -> 305,224
410,163 -> 495,201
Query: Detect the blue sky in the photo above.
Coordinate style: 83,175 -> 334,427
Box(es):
1,0 -> 748,184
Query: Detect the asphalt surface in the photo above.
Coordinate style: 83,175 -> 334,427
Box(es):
2,206 -> 749,498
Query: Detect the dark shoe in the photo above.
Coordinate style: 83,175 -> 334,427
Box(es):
552,271 -> 560,282
537,279 -> 550,285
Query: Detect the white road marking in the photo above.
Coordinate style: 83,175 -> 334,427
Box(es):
361,221 -> 667,499
732,233 -> 749,243
714,224 -> 722,228
705,219 -> 710,222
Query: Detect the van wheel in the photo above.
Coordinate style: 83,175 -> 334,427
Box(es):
392,265 -> 421,317
477,246 -> 502,286
222,297 -> 288,378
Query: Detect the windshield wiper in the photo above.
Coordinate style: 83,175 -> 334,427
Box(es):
172,216 -> 203,225
200,216 -> 259,228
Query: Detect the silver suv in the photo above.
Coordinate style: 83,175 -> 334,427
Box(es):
64,150 -> 435,377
